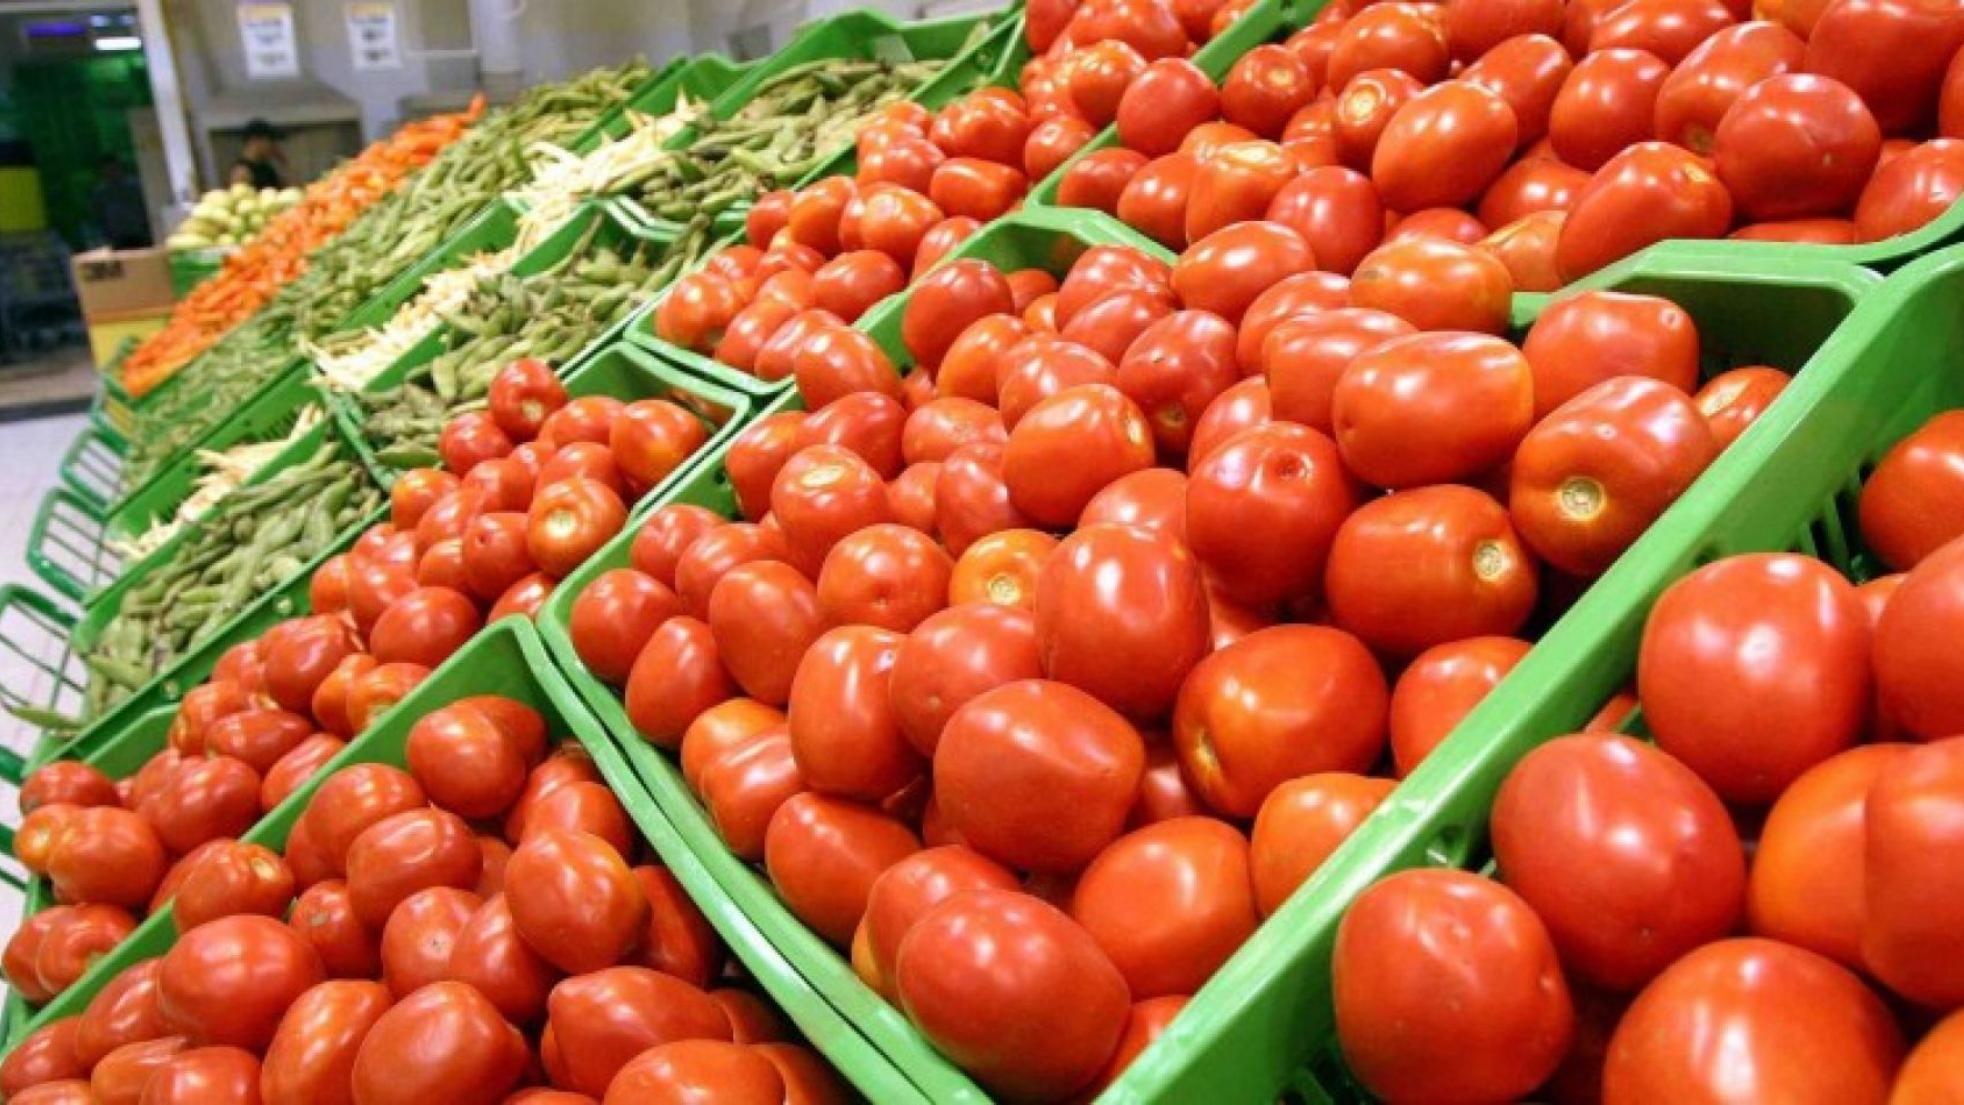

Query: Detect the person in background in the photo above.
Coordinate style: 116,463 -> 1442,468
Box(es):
92,156 -> 151,249
229,119 -> 287,189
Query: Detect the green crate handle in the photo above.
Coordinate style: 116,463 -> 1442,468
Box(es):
0,585 -> 85,785
26,487 -> 120,605
56,424 -> 128,512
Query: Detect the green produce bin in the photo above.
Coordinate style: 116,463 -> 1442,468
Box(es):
612,8 -> 1021,237
0,585 -> 87,782
167,248 -> 229,299
552,206 -> 1882,1102
89,376 -> 134,445
593,53 -> 763,144
56,421 -> 128,511
326,198 -> 522,339
0,620 -> 924,1105
25,488 -> 120,604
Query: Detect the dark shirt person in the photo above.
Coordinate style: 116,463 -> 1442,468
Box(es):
230,119 -> 287,189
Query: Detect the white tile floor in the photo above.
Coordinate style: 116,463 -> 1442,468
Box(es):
0,413 -> 89,944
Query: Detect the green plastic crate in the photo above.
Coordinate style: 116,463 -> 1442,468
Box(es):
105,361 -> 321,541
168,248 -> 229,299
593,54 -> 763,144
25,488 -> 120,604
330,201 -> 695,478
56,422 -> 128,510
0,585 -> 86,782
327,198 -> 522,339
627,202 -> 1167,406
88,379 -> 133,445
0,620 -> 925,1105
552,217 -> 1881,1102
612,8 -> 1019,237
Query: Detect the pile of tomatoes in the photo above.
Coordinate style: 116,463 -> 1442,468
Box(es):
0,358 -> 720,1022
0,692 -> 848,1105
1022,0 -> 1964,288
556,192 -> 1793,1098
1329,405 -> 1964,1103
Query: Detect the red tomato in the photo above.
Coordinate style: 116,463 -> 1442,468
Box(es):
1388,636 -> 1532,777
1057,284 -> 1177,366
1066,40 -> 1148,127
1588,0 -> 1736,63
20,761 -> 118,815
1443,0 -> 1562,57
1653,22 -> 1804,153
674,522 -> 789,624
301,762 -> 426,875
801,391 -> 907,478
928,158 -> 1028,222
1494,734 -> 1745,991
538,396 -> 625,452
1057,148 -> 1148,215
1184,422 -> 1355,609
369,586 -> 481,671
1250,773 -> 1396,916
1184,141 -> 1299,242
1081,467 -> 1189,541
1481,209 -> 1565,292
1262,167 -> 1383,279
1521,290 -> 1702,418
1461,33 -> 1571,145
1169,221 -> 1316,326
902,259 -> 1016,370
1035,523 -> 1211,721
763,793 -> 919,945
602,1040 -> 784,1105
260,979 -> 390,1105
895,889 -> 1130,1101
503,828 -> 646,975
488,358 -> 567,442
1117,153 -> 1200,250
1549,48 -> 1671,171
610,399 -> 708,497
1804,0 -> 1964,135
345,807 -> 480,929
379,886 -> 480,997
1372,81 -> 1519,213
1693,363 -> 1788,449
813,524 -> 952,633
1866,734 -> 1964,1006
1854,138 -> 1964,242
1117,58 -> 1220,156
1479,157 -> 1589,233
890,603 -> 1044,759
343,662 -> 430,733
625,615 -> 738,750
1335,869 -> 1573,1103
630,504 -> 724,590
697,723 -> 804,862
349,982 -> 528,1105
1221,45 -> 1316,138
287,879 -> 380,979
862,846 -> 1018,997
157,915 -> 324,1050
1895,1008 -> 1964,1102
75,958 -> 169,1067
994,336 -> 1118,429
390,471 -> 460,534
1326,485 -> 1540,658
173,840 -> 295,930
402,705 -> 525,821
440,413 -> 514,478
1259,307 -> 1411,435
1328,2 -> 1451,91
1861,411 -> 1964,571
947,528 -> 1056,609
138,1045 -> 261,1105
1,1019 -> 86,1096
527,478 -> 626,580
1351,235 -> 1513,334
1331,69 -> 1425,170
1070,817 -> 1257,996
1639,553 -> 1870,804
1332,331 -> 1532,488
770,444 -> 895,576
935,443 -> 1032,557
901,398 -> 1005,466
1558,141 -> 1736,279
1602,938 -> 1902,1103
568,568 -> 680,685
1713,73 -> 1878,222
1023,117 -> 1095,182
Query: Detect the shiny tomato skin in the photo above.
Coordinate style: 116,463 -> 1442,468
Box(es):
1693,363 -> 1788,449
1334,869 -> 1573,1103
1003,384 -> 1156,529
46,804 -> 167,908
1637,553 -> 1870,805
994,336 -> 1118,430
1333,331 -> 1533,488
1601,938 -> 1902,1105
1024,116 -> 1095,182
771,445 -> 895,577
527,478 -> 627,581
379,886 -> 480,998
786,626 -> 923,802
895,889 -> 1130,1102
440,413 -> 515,478
1035,523 -> 1212,721
137,1045 -> 261,1105
1372,81 -> 1519,213
1481,209 -> 1566,293
1859,410 -> 1964,571
1259,308 -> 1411,436
568,568 -> 680,685
677,697 -> 781,792
1477,157 -> 1589,229
1328,3 -> 1450,91
1331,69 -> 1425,170
1588,0 -> 1736,63
1549,49 -> 1671,172
538,396 -> 625,452
946,527 -> 1056,610
672,523 -> 788,620
1865,736 -> 1964,1005
504,828 -> 646,975
1521,290 -> 1702,418
1714,74 -> 1879,221
600,1040 -> 785,1105
403,705 -> 526,821
1854,138 -> 1964,243
704,561 -> 822,709
1221,45 -> 1315,139
369,586 -> 481,671
75,958 -> 169,1067
1170,221 -> 1317,325
862,846 -> 1020,993
1493,734 -> 1746,991
1748,744 -> 1906,970
815,523 -> 952,633
1057,284 -> 1177,366
1055,244 -> 1171,328
902,259 -> 1016,371
1509,376 -> 1718,576
157,915 -> 324,1050
1653,21 -> 1804,153
1804,0 -> 1964,136
140,757 -> 264,858
1111,311 -> 1240,457
345,808 -> 481,929
1250,773 -> 1396,916
259,979 -> 390,1105
934,315 -> 1029,404
1351,235 -> 1513,334
1116,153 -> 1200,251
698,725 -> 804,862
887,463 -> 941,534
1117,58 -> 1220,156
1185,140 -> 1299,243
1461,33 -> 1571,145
1070,817 -> 1258,997
288,880 -> 380,979
912,216 -> 980,276
1080,469 -> 1188,544
1326,485 -> 1540,659
1264,167 -> 1383,279
1445,0 -> 1562,60
1558,142 -> 1736,280
791,324 -> 901,412
934,443 -> 1030,558
1184,422 -> 1356,610
301,763 -> 426,875
902,398 -> 1005,465
892,605 -> 1047,762
1389,636 -> 1533,779
36,904 -> 138,997
172,840 -> 295,931
350,982 -> 528,1105
1173,625 -> 1388,817
763,793 -> 920,946
1894,1009 -> 1964,1103
1,1019 -> 87,1096
1057,149 -> 1148,215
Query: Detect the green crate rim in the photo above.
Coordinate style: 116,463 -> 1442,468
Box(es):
25,487 -> 116,605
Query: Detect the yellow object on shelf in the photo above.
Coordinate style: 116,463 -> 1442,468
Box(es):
0,166 -> 49,232
87,310 -> 170,368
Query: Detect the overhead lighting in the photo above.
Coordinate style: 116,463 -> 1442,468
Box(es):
94,35 -> 141,51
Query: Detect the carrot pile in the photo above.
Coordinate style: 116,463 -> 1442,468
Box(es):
120,102 -> 484,398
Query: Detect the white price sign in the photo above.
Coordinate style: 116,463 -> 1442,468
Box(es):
346,1 -> 403,72
237,2 -> 300,80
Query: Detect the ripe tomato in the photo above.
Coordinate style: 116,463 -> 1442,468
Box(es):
1250,773 -> 1396,917
771,444 -> 895,576
390,470 -> 461,533
1071,817 -> 1258,997
935,315 -> 1029,404
901,398 -> 1006,466
626,616 -> 737,749
1065,40 -> 1148,126
678,698 -> 782,792
487,358 -> 566,442
1003,384 -> 1155,528
380,886 -> 480,998
142,755 -> 266,857
698,725 -> 804,862
527,478 -> 627,580
1693,363 -> 1788,449
539,396 -> 625,452
138,1045 -> 261,1105
1444,0 -> 1561,58
1351,236 -> 1513,334
1587,0 -> 1736,62
1258,308 -> 1409,435
158,915 -> 324,1050
862,846 -> 1020,1001
1170,221 -> 1316,325
815,524 -> 952,633
345,807 -> 480,929
1479,151 -> 1591,229
38,904 -> 140,998
173,840 -> 295,930
1185,141 -> 1298,242
347,556 -> 420,640
370,586 -> 482,671
802,391 -> 909,478
1333,331 -> 1533,488
1328,2 -> 1450,91
1461,32 -> 1571,145
1559,142 -> 1736,279
934,442 -> 1030,557
350,982 -> 528,1105
1117,58 -> 1220,156
946,527 -> 1055,609
1549,48 -> 1671,171
504,828 -> 646,975
439,412 -> 514,477
1326,485 -> 1540,658
1221,45 -> 1315,138
1714,74 -> 1879,222
995,336 -> 1118,429
259,979 -> 390,1105
1854,138 -> 1964,242
1638,553 -> 1871,805
264,616 -> 360,717
2,1019 -> 86,1096
1336,869 -> 1572,1102
1263,167 -> 1384,279
787,626 -> 923,802
1184,422 -> 1355,609
1331,69 -> 1425,170
403,705 -> 526,820
603,1040 -> 784,1105
698,561 -> 818,709
763,793 -> 919,945
1058,149 -> 1148,215
889,604 -> 1044,759
611,399 -> 708,496
913,216 -> 980,276
88,1036 -> 187,1103
1117,153 -> 1200,250
674,523 -> 790,618
1804,0 -> 1964,135
1509,376 -> 1717,576
1602,939 -> 1902,1104
568,568 -> 680,685
928,158 -> 1028,222
1859,410 -> 1964,571
1080,470 -> 1188,544
1521,290 -> 1702,418
520,782 -> 632,856
1864,736 -> 1964,1005
1494,734 -> 1746,991
1372,81 -> 1519,213
1896,1009 -> 1964,1103
287,879 -> 380,979
1653,22 -> 1804,152
1058,284 -> 1178,365
628,507 -> 724,590
896,889 -> 1130,1101
75,958 -> 168,1067
1055,244 -> 1171,328
1747,743 -> 1905,971
1024,116 -> 1095,183
343,662 -> 429,734
1035,523 -> 1211,720
2,909 -> 62,1003
852,187 -> 945,271
1481,209 -> 1567,293
1388,636 -> 1532,777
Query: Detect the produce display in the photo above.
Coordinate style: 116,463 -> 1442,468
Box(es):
81,433 -> 385,721
0,679 -> 850,1104
21,0 -> 1964,1101
119,108 -> 481,399
165,184 -> 304,252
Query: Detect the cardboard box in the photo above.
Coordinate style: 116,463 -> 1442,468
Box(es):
70,247 -> 174,321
